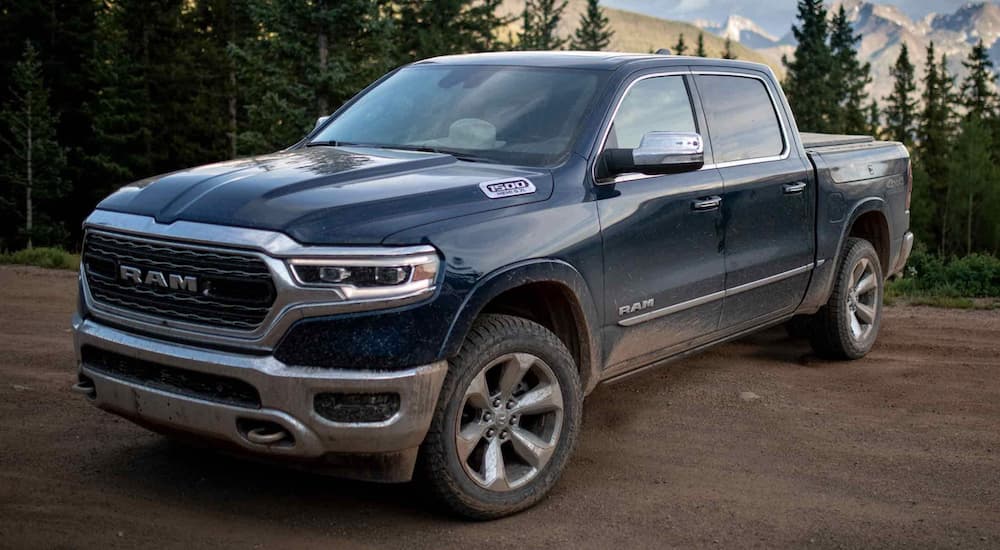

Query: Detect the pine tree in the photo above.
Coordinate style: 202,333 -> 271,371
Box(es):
829,5 -> 871,134
917,43 -> 958,254
520,0 -> 569,50
722,37 -> 736,59
867,100 -> 881,138
783,0 -> 834,132
948,118 -> 996,254
673,33 -> 688,55
570,0 -> 613,51
696,32 -> 707,57
396,0 -> 513,59
960,39 -> 997,121
0,42 -> 66,249
883,44 -> 917,145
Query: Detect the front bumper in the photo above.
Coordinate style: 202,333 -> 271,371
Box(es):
72,315 -> 447,482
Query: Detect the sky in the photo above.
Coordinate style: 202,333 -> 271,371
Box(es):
601,0 -> 985,37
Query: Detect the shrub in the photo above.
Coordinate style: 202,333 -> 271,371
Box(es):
0,247 -> 79,270
890,246 -> 1000,299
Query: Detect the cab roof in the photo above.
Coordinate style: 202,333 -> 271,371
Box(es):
416,51 -> 773,74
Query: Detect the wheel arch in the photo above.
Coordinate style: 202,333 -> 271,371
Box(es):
440,260 -> 603,395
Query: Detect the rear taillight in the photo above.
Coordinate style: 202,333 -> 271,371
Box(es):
905,157 -> 913,210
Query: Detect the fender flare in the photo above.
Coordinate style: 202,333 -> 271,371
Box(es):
439,259 -> 604,394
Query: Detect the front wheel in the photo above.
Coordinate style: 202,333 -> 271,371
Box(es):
420,314 -> 582,519
809,237 -> 884,359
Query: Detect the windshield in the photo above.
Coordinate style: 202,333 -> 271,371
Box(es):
310,65 -> 605,167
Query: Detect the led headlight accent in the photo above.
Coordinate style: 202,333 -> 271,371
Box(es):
287,250 -> 440,304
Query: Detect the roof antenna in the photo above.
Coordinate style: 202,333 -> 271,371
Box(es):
655,48 -> 672,55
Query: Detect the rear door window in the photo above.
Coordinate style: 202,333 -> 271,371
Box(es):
695,75 -> 785,163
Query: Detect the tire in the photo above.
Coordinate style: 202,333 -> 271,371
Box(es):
808,237 -> 884,359
420,314 -> 583,519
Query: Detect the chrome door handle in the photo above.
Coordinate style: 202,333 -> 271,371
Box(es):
783,182 -> 807,194
691,196 -> 722,211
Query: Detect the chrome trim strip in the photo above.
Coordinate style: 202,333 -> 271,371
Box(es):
618,263 -> 814,327
81,211 -> 440,351
619,290 -> 725,327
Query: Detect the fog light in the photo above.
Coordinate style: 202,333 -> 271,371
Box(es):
314,392 -> 400,423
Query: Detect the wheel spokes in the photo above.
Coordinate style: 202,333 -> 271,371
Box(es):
464,370 -> 492,410
481,438 -> 509,491
856,302 -> 876,325
512,383 -> 563,416
497,353 -> 533,399
457,421 -> 488,462
851,258 -> 869,288
509,425 -> 555,469
855,273 -> 877,296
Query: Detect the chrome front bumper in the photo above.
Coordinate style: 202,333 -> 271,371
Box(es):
72,315 -> 447,482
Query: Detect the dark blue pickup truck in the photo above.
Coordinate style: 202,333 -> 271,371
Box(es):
72,52 -> 913,518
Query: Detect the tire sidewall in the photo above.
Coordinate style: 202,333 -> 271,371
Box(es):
836,240 -> 884,357
432,316 -> 582,514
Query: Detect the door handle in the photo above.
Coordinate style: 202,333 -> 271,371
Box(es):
783,182 -> 807,194
691,196 -> 722,211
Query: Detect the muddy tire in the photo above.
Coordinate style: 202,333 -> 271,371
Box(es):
420,314 -> 582,519
809,238 -> 884,359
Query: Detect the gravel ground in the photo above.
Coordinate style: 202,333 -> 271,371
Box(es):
1,265 -> 998,549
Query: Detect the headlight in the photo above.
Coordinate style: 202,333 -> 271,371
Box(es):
286,249 -> 440,303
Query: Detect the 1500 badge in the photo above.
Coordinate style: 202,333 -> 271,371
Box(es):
479,178 -> 536,199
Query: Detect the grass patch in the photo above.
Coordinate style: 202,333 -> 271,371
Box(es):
0,247 -> 80,270
886,246 -> 1000,309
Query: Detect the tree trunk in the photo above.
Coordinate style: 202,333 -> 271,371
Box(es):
229,70 -> 237,159
317,30 -> 329,116
940,184 -> 951,255
26,89 -> 33,250
967,192 -> 973,256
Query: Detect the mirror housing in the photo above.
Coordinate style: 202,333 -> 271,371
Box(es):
599,131 -> 705,180
314,115 -> 330,130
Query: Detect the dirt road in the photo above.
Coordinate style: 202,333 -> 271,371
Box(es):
1,265 -> 998,549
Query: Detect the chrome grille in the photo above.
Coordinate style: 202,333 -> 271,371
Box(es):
82,231 -> 276,330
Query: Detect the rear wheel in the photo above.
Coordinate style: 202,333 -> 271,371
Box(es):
809,237 -> 884,359
420,314 -> 582,519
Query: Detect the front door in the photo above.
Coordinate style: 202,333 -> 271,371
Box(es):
596,72 -> 726,372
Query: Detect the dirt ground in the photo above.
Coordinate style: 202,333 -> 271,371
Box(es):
1,265 -> 998,549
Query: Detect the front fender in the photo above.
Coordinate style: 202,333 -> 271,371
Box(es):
440,259 -> 603,395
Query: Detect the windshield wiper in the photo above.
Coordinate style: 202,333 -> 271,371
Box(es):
380,144 -> 492,163
306,140 -> 365,147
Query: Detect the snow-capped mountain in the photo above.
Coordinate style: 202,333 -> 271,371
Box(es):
695,2 -> 1000,106
694,15 -> 787,49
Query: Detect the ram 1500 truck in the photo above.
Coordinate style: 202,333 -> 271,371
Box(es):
72,52 -> 913,518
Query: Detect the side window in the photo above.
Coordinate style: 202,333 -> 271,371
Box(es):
608,76 -> 696,149
695,74 -> 785,163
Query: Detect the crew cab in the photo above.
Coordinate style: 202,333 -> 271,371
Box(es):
72,52 -> 913,518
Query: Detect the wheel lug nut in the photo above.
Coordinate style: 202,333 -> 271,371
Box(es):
510,416 -> 518,425
486,428 -> 496,438
483,412 -> 492,422
506,400 -> 515,409
499,430 -> 508,440
492,398 -> 501,408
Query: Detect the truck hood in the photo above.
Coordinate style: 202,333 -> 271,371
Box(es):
96,146 -> 552,245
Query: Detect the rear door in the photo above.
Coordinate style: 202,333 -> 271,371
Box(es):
692,71 -> 815,330
596,71 -> 727,372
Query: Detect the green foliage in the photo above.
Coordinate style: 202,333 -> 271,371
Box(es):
570,0 -> 613,51
884,44 -> 918,145
0,247 -> 79,270
721,37 -> 736,60
960,39 -> 997,120
828,6 -> 871,134
889,246 -> 1000,299
0,41 -> 67,249
696,33 -> 706,57
519,0 -> 568,50
783,0 -> 834,132
673,33 -> 688,56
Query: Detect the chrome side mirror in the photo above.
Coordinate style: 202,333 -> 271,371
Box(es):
600,131 -> 705,179
314,115 -> 330,129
